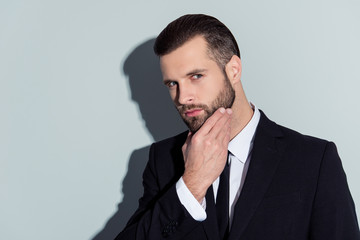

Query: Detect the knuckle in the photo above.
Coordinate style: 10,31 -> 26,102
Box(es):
213,143 -> 220,151
192,135 -> 200,144
182,145 -> 186,152
205,139 -> 212,146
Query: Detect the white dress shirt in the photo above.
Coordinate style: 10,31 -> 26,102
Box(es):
176,104 -> 261,226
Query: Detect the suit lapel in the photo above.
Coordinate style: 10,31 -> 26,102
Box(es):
228,111 -> 284,240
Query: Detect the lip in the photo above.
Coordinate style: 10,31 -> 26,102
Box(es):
185,109 -> 203,117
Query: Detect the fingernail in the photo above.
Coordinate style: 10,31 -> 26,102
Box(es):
220,108 -> 225,113
226,109 -> 232,114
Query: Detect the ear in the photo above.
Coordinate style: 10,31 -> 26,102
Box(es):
225,55 -> 242,85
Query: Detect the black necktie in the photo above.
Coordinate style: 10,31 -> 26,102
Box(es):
216,154 -> 230,240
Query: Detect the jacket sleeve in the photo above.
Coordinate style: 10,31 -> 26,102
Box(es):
114,143 -> 201,240
309,142 -> 360,239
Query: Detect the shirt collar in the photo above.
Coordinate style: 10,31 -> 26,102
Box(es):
228,103 -> 260,163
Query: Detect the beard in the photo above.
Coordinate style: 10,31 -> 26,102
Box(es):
176,76 -> 235,133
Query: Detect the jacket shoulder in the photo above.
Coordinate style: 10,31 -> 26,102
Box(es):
258,110 -> 332,159
278,124 -> 329,146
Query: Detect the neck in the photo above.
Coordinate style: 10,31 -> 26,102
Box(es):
229,97 -> 254,141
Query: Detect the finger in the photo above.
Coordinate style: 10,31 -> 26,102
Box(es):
208,109 -> 232,139
182,131 -> 192,153
217,116 -> 231,144
185,131 -> 192,146
217,126 -> 231,166
196,108 -> 226,136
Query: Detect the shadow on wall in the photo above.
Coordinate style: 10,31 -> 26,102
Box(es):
91,39 -> 186,240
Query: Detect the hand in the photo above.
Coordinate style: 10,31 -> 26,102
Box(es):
182,107 -> 232,202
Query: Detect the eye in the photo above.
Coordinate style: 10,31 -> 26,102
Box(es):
191,74 -> 203,80
166,81 -> 177,88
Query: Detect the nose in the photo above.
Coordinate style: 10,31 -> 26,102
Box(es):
176,82 -> 194,105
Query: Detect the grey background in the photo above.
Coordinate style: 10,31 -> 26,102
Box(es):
1,0 -> 359,239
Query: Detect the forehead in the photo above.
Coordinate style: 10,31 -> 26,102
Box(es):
159,36 -> 217,79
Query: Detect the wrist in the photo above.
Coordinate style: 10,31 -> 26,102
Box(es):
182,173 -> 209,202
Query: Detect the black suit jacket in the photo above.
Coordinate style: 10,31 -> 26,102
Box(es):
115,111 -> 360,240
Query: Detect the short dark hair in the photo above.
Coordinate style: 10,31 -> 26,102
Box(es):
154,14 -> 240,70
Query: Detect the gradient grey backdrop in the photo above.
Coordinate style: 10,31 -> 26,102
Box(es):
1,0 -> 359,239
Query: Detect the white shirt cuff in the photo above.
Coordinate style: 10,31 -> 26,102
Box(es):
176,177 -> 207,221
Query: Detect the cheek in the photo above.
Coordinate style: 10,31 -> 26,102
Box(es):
199,81 -> 222,101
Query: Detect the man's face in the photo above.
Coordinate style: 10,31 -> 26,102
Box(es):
160,36 -> 235,132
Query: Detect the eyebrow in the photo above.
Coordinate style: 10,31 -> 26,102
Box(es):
186,68 -> 207,76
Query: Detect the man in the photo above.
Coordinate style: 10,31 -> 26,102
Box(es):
115,14 -> 360,240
